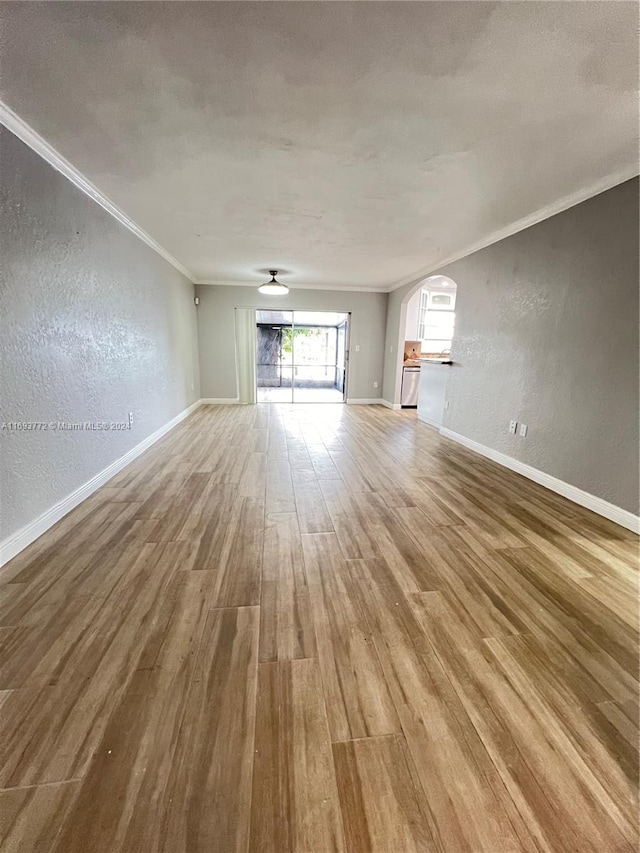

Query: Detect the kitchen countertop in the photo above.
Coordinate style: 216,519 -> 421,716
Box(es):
404,356 -> 453,366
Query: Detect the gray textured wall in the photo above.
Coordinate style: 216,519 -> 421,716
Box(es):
196,285 -> 388,401
0,128 -> 200,541
384,178 -> 639,514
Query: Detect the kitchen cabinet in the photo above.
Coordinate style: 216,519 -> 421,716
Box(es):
417,360 -> 452,427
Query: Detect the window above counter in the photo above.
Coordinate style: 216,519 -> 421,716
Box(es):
417,285 -> 456,352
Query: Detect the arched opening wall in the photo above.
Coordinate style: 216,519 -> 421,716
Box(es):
381,179 -> 639,526
381,275 -> 458,407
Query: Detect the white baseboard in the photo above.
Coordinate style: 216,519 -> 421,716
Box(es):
380,399 -> 402,411
346,398 -> 383,405
417,412 -> 442,428
200,398 -> 240,405
439,428 -> 640,534
0,400 -> 202,568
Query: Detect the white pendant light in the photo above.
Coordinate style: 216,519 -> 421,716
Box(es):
258,270 -> 289,296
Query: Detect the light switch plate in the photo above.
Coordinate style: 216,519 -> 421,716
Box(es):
519,423 -> 528,437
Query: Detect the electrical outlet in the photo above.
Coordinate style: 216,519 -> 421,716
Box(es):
128,412 -> 134,428
355,345 -> 361,352
509,420 -> 518,435
373,381 -> 379,389
519,423 -> 528,437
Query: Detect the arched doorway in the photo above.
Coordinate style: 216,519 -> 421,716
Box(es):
388,274 -> 459,418
405,275 -> 457,357
400,275 -> 458,428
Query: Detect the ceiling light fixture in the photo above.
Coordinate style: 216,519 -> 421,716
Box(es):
258,270 -> 289,296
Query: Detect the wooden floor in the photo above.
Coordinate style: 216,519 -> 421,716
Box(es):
1,403 -> 638,852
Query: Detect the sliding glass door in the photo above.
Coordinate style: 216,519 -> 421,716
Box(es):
256,311 -> 293,402
255,310 -> 349,403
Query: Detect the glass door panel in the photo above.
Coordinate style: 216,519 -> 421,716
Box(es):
256,310 -> 293,402
292,311 -> 348,403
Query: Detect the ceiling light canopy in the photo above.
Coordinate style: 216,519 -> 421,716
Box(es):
258,270 -> 289,296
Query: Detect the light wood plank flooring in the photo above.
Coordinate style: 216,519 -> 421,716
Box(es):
1,403 -> 638,852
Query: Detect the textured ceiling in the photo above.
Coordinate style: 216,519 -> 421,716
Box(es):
1,1 -> 638,290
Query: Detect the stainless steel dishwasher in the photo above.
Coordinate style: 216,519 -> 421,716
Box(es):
401,366 -> 420,408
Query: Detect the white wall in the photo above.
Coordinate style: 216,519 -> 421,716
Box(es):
384,178 -> 639,515
405,289 -> 421,340
196,285 -> 388,401
0,128 -> 200,542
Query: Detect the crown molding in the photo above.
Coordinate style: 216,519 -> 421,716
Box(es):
388,164 -> 640,293
195,279 -> 387,294
0,100 -> 195,282
4,97 -> 634,296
